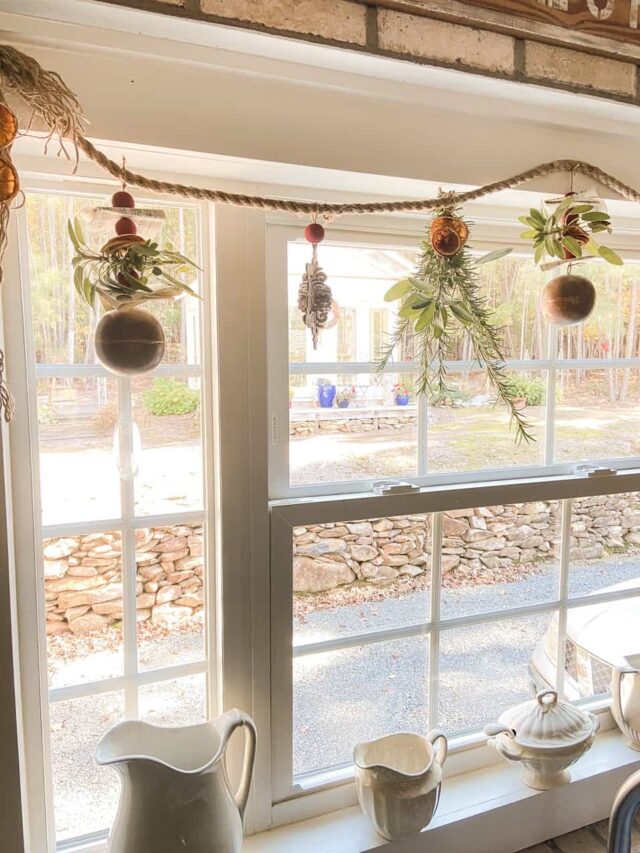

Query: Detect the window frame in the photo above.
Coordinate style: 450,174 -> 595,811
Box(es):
267,219 -> 640,501
5,177 -> 218,852
267,209 -> 640,823
270,468 -> 640,815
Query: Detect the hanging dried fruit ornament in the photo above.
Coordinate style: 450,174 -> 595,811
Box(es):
519,187 -> 622,327
68,164 -> 200,376
297,218 -> 338,349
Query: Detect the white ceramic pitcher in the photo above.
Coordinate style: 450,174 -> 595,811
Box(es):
353,729 -> 448,841
612,657 -> 640,750
96,708 -> 256,853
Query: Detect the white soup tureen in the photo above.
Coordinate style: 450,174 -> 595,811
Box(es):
484,689 -> 599,790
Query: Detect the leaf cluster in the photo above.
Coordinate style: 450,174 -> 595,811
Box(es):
377,216 -> 534,445
68,218 -> 201,309
519,196 -> 622,267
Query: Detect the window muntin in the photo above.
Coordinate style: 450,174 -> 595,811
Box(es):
280,233 -> 640,497
22,190 -> 212,847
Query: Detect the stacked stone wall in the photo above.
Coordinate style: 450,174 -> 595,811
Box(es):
293,495 -> 640,593
44,524 -> 203,635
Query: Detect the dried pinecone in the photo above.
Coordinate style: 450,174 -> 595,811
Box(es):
297,252 -> 333,349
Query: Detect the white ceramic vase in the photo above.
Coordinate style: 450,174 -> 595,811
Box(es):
353,729 -> 448,841
612,658 -> 640,750
96,708 -> 256,853
485,689 -> 598,791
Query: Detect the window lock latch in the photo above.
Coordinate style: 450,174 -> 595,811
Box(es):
372,480 -> 420,495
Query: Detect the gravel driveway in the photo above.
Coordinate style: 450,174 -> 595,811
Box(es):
293,554 -> 640,776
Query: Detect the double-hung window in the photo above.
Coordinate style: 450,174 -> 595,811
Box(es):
6,182 -> 215,850
266,209 -> 640,819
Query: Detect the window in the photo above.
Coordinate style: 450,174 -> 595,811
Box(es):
9,188 -> 213,848
267,217 -> 640,815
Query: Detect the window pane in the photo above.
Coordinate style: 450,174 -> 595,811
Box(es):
447,255 -> 545,361
293,635 -> 429,777
26,193 -> 102,365
427,371 -> 546,475
440,501 -> 560,620
438,614 -> 551,735
556,263 -> 640,360
50,691 -> 123,842
289,373 -> 418,486
139,673 -> 207,727
287,242 -> 414,365
132,376 -> 203,515
45,531 -> 123,689
136,523 -> 205,672
555,369 -> 640,463
37,377 -> 120,525
569,493 -> 640,598
293,514 -> 431,645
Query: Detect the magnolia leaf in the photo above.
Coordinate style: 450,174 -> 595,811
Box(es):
562,236 -> 582,258
476,247 -> 512,265
384,279 -> 412,302
534,241 -> 546,265
598,245 -> 624,266
412,298 -> 434,310
582,211 -> 610,223
399,301 -> 421,319
439,304 -> 448,327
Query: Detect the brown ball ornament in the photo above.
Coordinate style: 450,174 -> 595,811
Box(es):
115,217 -> 137,236
429,215 -> 469,258
304,222 -> 325,245
95,308 -> 165,376
541,274 -> 596,326
112,190 -> 136,209
0,104 -> 18,149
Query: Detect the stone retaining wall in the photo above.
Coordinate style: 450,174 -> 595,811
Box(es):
290,408 -> 416,437
44,525 -> 203,635
293,494 -> 640,593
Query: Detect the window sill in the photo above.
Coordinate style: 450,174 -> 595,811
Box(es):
245,730 -> 640,853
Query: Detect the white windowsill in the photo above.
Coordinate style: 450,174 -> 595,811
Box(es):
244,730 -> 640,853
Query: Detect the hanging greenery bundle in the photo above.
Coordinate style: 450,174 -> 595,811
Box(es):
68,218 -> 200,309
377,206 -> 533,444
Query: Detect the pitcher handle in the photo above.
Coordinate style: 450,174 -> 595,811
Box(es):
613,665 -> 637,731
217,709 -> 257,819
427,729 -> 448,767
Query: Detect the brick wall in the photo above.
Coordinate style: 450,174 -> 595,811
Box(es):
94,0 -> 640,103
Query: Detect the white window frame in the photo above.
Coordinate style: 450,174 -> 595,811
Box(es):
267,218 -> 640,501
266,208 -> 640,825
4,176 -> 217,852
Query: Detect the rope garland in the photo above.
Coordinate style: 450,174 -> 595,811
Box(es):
78,137 -> 640,216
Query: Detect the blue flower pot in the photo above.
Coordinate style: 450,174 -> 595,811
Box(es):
395,394 -> 410,406
318,384 -> 336,408
337,399 -> 350,409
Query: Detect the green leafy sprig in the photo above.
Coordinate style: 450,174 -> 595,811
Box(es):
68,218 -> 200,309
376,214 -> 533,445
519,195 -> 622,267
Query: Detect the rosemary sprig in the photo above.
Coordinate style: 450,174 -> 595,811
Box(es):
376,212 -> 533,445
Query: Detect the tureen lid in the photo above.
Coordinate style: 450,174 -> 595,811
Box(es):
497,689 -> 596,749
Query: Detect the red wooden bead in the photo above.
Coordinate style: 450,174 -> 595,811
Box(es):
112,190 -> 135,209
115,217 -> 137,236
304,222 -> 325,244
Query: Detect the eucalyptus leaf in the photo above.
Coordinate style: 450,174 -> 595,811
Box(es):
476,247 -> 512,265
384,279 -> 412,302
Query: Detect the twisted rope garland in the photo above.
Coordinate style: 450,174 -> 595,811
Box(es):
78,136 -> 640,215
